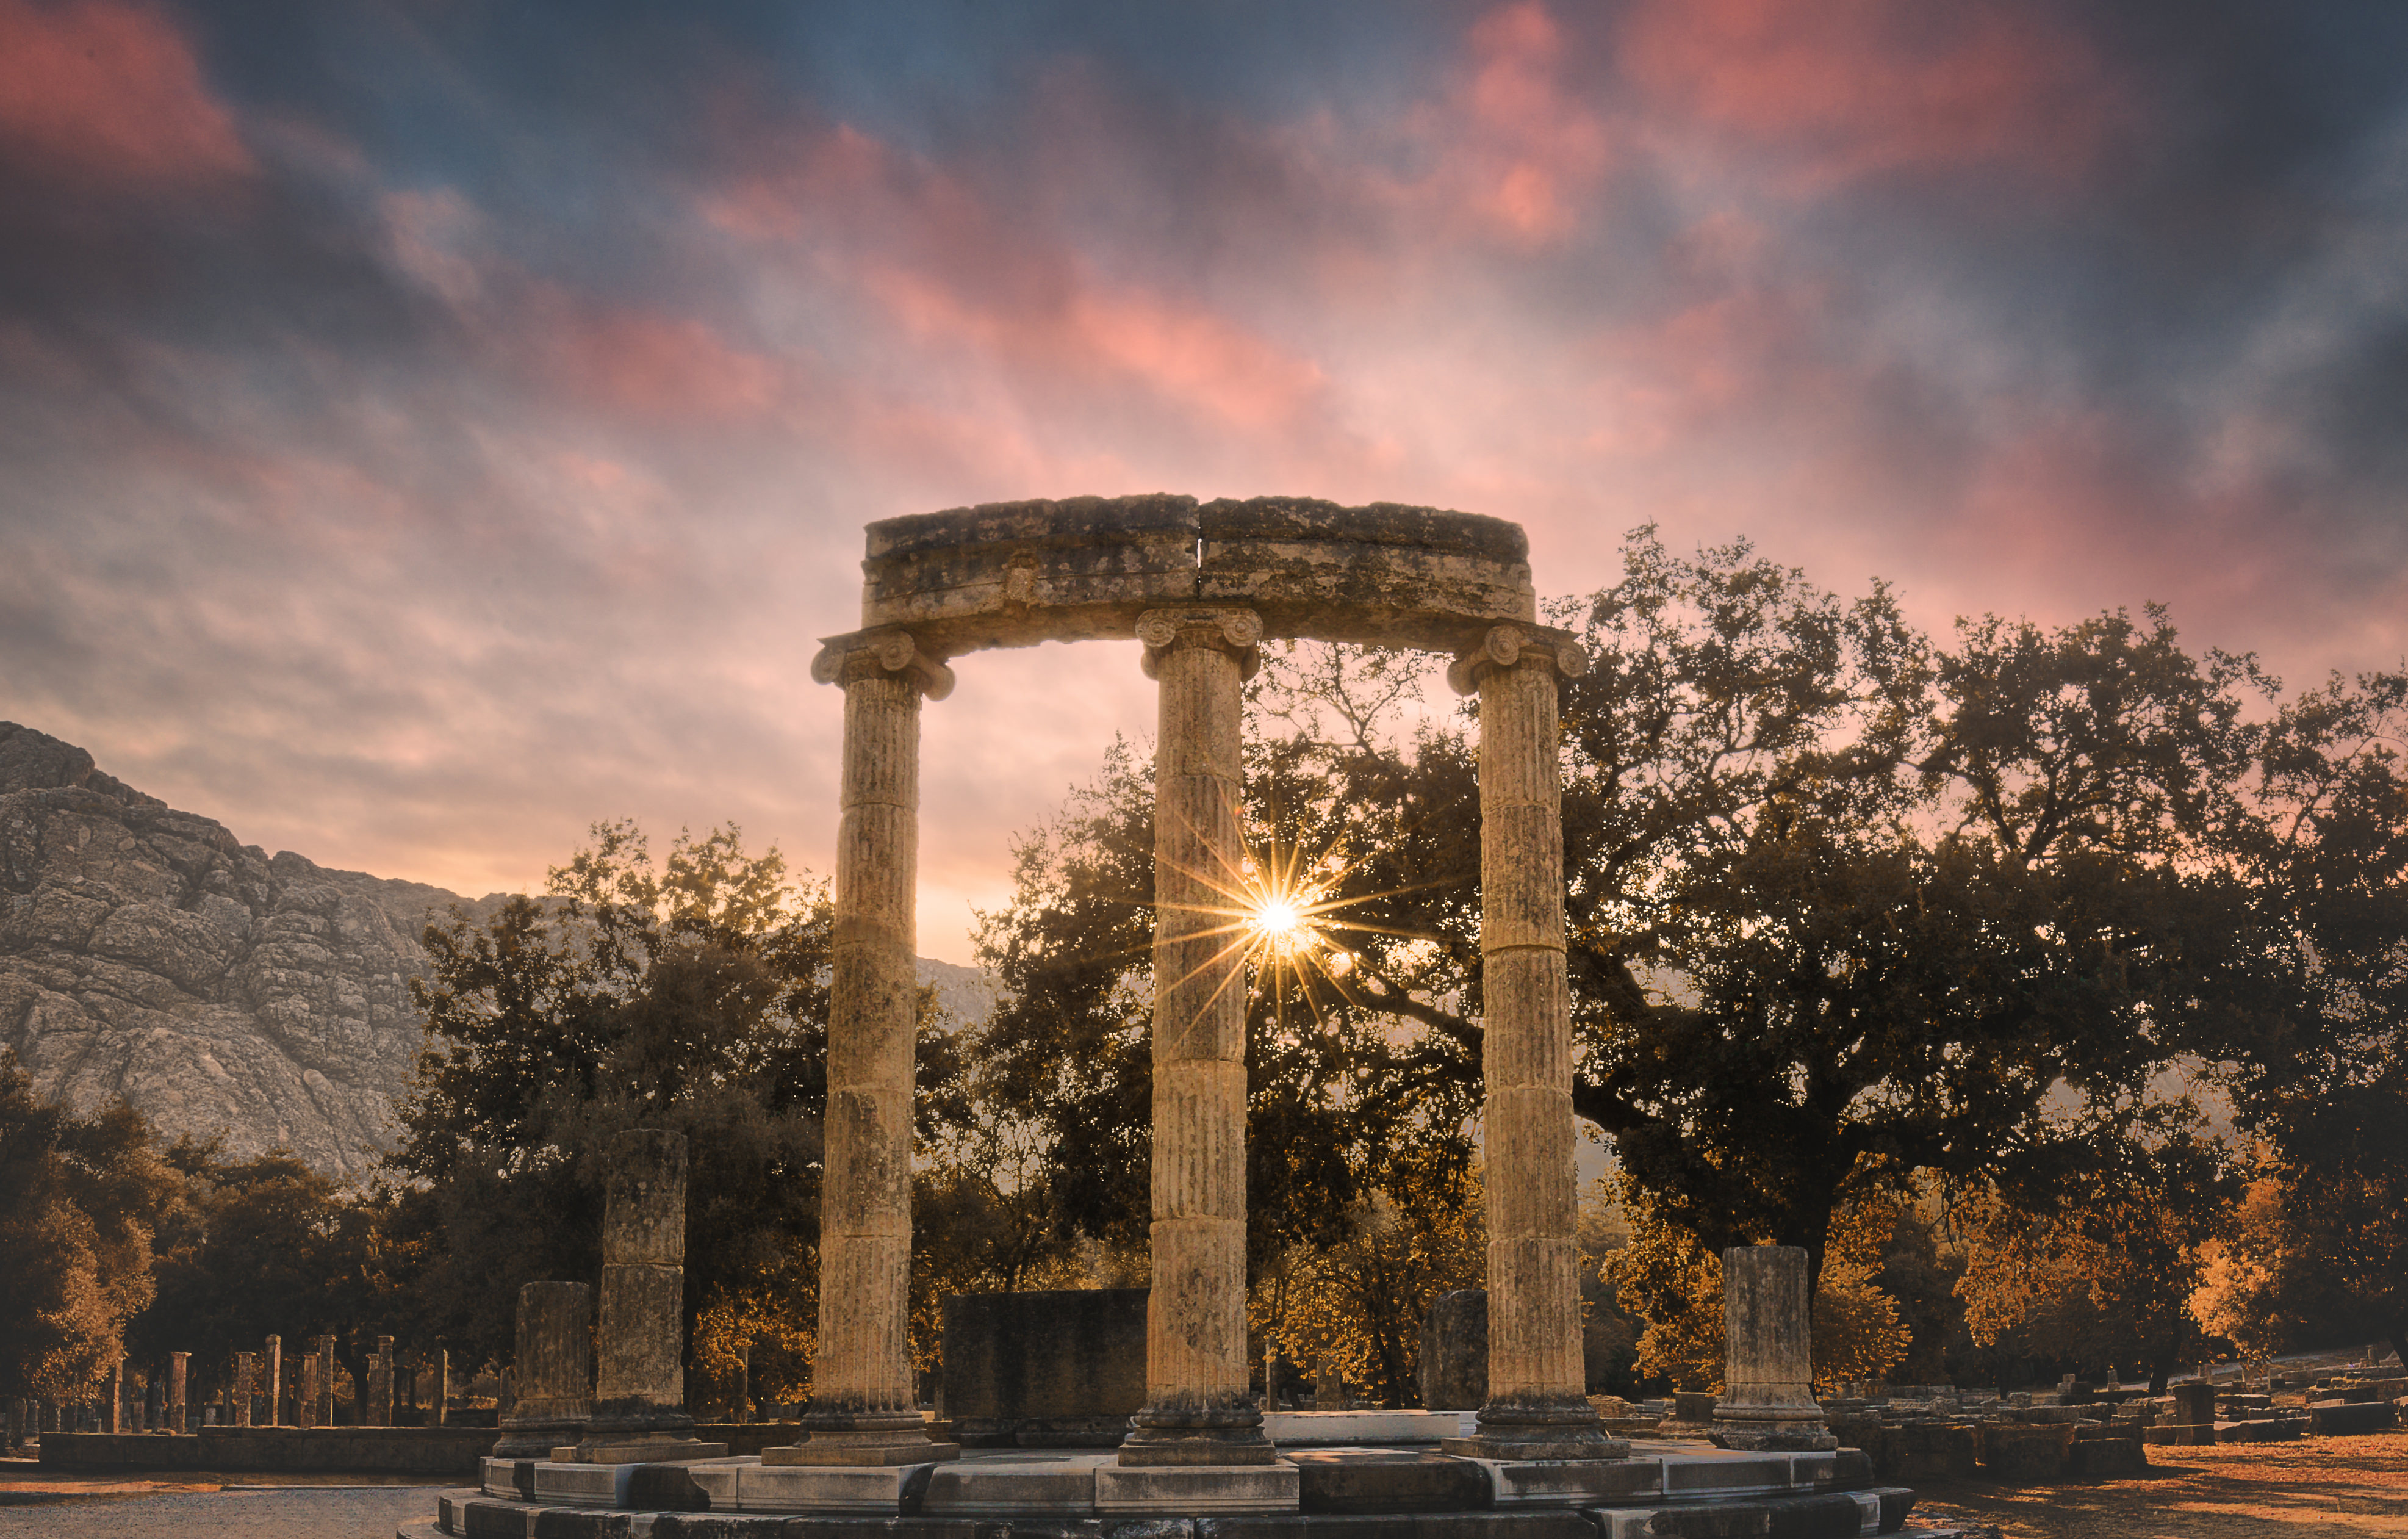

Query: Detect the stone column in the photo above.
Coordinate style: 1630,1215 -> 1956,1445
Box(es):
1711,1247 -> 1836,1451
233,1353 -> 255,1427
433,1349 -> 449,1428
573,1130 -> 725,1462
368,1336 -> 395,1427
168,1354 -> 188,1433
495,1281 -> 594,1458
104,1358 -> 121,1433
263,1336 -> 281,1427
296,1353 -> 320,1429
317,1336 -> 337,1427
779,630 -> 959,1468
1120,606 -> 1274,1468
1442,625 -> 1623,1462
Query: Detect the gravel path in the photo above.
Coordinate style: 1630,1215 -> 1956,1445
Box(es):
0,1480 -> 453,1538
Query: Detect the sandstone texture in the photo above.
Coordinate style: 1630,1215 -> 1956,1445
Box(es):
0,721 -> 509,1177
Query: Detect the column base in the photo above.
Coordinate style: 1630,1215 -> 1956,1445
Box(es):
564,1433 -> 732,1463
493,1419 -> 587,1460
1442,1402 -> 1630,1462
1119,1407 -> 1278,1466
767,1409 -> 960,1466
570,1405 -> 723,1464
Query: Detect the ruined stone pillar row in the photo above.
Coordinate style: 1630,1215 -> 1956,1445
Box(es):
1442,629 -> 1625,1463
1120,607 -> 1274,1469
782,632 -> 960,1468
168,1353 -> 187,1434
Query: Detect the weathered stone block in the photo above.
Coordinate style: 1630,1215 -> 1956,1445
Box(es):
2308,1398 -> 2397,1436
940,1291 -> 1147,1447
1093,1462 -> 1300,1513
1977,1422 -> 2069,1482
2066,1430 -> 2146,1477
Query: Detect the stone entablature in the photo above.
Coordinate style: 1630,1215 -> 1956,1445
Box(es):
827,495 -> 1554,661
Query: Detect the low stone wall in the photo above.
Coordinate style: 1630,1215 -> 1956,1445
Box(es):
41,1425 -> 497,1474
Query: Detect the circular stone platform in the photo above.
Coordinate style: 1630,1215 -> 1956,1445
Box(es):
401,1440 -> 1972,1538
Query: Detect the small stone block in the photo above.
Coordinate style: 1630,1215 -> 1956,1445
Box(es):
1661,1453 -> 1793,1501
1093,1460 -> 1301,1512
457,1498 -> 541,1538
1439,1435 -> 1633,1463
1288,1449 -> 1493,1513
651,1458 -> 747,1510
575,1436 -> 731,1464
481,1457 -> 519,1498
760,1438 -> 962,1466
733,1460 -> 938,1512
1263,1410 -> 1473,1445
920,1456 -> 1104,1513
533,1460 -> 632,1507
1472,1456 -> 1662,1507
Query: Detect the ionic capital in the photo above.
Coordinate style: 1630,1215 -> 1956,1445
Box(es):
810,629 -> 956,699
1136,607 -> 1262,681
1445,624 -> 1590,696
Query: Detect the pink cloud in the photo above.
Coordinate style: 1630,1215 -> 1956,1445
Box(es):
1619,0 -> 2128,190
515,290 -> 784,425
0,0 -> 253,186
1429,1 -> 1617,245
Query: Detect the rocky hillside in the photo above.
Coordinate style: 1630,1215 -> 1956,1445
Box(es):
0,723 -> 997,1178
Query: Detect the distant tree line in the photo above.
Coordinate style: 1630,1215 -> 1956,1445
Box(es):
3,527 -> 2400,1412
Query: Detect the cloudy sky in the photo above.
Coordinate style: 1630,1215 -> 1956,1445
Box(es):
4,0 -> 2404,962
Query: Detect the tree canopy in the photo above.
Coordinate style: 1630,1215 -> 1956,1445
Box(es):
971,527 -> 2406,1373
386,820 -> 963,1389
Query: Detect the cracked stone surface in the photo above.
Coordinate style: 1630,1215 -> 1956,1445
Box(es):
0,720 -> 505,1178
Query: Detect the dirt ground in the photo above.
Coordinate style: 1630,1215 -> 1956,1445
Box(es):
1909,1432 -> 2408,1538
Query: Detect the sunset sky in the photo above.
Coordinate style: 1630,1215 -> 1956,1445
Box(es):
4,1 -> 2404,962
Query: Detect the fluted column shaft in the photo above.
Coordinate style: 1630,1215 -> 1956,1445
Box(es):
786,632 -> 958,1466
496,1281 -> 594,1456
319,1335 -> 339,1427
168,1353 -> 187,1434
1711,1247 -> 1836,1450
1121,607 -> 1273,1468
263,1336 -> 280,1427
1443,627 -> 1623,1462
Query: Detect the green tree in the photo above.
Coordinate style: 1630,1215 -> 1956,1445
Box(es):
0,1054 -> 178,1405
389,821 -> 956,1388
2215,671 -> 2408,1365
968,723 -> 1482,1274
971,528 -> 2387,1349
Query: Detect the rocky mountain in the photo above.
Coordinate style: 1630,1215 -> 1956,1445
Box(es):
0,723 -> 998,1178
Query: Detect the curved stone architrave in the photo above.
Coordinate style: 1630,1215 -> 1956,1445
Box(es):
808,494 -> 1620,1468
852,496 -> 1539,658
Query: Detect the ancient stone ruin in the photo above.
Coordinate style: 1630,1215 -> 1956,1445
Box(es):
790,496 -> 1612,1493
